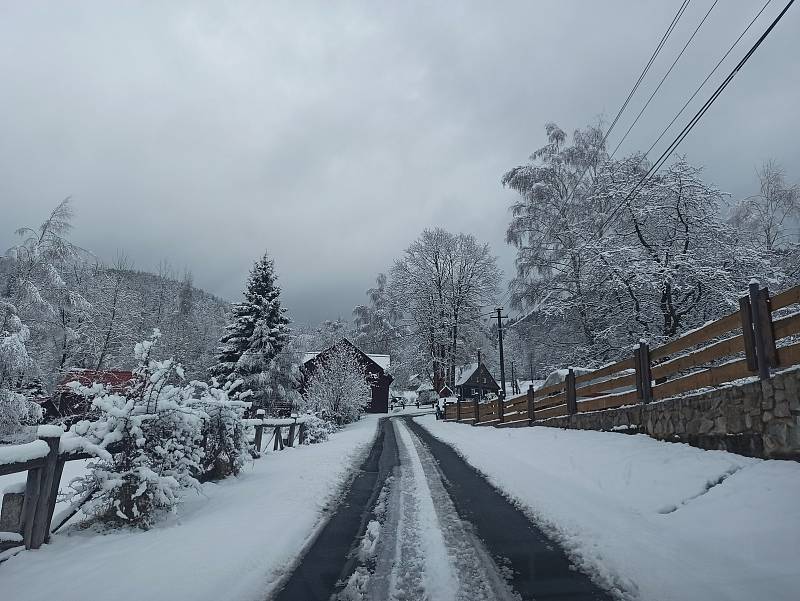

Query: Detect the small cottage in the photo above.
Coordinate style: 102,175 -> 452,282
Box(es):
455,362 -> 500,400
302,338 -> 393,414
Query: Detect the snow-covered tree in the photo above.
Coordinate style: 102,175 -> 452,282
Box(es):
593,156 -> 778,343
353,273 -> 402,354
4,198 -> 93,386
65,331 -> 204,528
301,344 -> 372,425
502,123 -> 786,367
503,123 -> 609,353
0,301 -> 42,438
730,160 -> 800,251
389,228 -> 500,390
211,253 -> 290,408
262,336 -> 304,411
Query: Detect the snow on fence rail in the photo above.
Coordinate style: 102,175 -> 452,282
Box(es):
444,281 -> 800,427
0,414 -> 311,554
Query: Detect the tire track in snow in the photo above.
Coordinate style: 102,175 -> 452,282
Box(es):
394,419 -> 520,601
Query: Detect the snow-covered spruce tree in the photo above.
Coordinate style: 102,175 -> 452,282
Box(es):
302,344 -> 373,426
211,253 -> 290,410
66,331 -> 204,528
0,301 -> 42,439
191,378 -> 250,480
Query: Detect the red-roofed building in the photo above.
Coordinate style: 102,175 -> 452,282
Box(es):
41,369 -> 136,425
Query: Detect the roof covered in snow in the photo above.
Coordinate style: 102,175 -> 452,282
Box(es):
302,351 -> 390,370
455,363 -> 479,386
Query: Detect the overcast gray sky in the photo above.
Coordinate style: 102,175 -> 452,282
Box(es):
1,1 -> 798,323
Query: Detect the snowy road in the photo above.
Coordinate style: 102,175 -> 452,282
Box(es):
272,416 -> 609,601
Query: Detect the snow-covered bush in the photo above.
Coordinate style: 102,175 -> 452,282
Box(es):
192,378 -> 250,480
66,331 -> 204,528
301,414 -> 338,444
301,344 -> 373,425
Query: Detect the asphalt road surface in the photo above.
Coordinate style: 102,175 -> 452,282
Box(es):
271,416 -> 612,601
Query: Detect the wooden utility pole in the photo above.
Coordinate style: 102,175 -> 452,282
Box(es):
510,361 -> 516,395
497,307 -> 507,400
477,349 -> 483,401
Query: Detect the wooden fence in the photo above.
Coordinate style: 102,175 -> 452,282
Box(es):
0,414 -> 310,553
444,282 -> 800,428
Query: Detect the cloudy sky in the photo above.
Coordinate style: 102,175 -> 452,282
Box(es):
1,1 -> 798,323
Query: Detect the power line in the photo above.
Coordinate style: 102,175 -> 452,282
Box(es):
597,0 -> 795,234
533,0 -> 692,250
642,0 -> 775,160
610,0 -> 719,159
507,0 -> 783,325
604,0 -> 693,139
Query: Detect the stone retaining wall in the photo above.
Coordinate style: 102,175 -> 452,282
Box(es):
533,366 -> 800,460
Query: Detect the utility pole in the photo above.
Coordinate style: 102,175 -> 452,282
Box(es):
477,349 -> 482,401
497,307 -> 507,400
510,361 -> 516,395
451,323 -> 457,389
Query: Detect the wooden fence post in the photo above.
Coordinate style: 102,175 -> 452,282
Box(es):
566,368 -> 577,415
254,425 -> 264,453
739,295 -> 758,372
473,398 -> 479,426
287,421 -> 297,448
44,457 -> 65,543
29,435 -> 60,549
21,465 -> 42,550
456,398 -> 461,421
749,282 -> 777,380
636,342 -> 653,404
298,422 -> 307,445
254,409 -> 265,453
498,394 -> 505,423
634,345 -> 643,399
527,386 -> 535,426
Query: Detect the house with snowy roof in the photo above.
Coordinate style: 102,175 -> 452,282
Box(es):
454,362 -> 499,400
302,338 -> 392,413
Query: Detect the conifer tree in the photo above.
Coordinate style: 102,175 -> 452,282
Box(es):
211,253 -> 290,407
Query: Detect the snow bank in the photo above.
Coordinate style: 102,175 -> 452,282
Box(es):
2,481 -> 25,495
2,416 -> 381,601
416,416 -> 800,601
0,440 -> 49,466
36,424 -> 64,438
539,366 -> 594,390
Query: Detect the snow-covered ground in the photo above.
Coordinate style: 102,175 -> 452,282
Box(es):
416,415 -> 800,601
1,416 -> 380,601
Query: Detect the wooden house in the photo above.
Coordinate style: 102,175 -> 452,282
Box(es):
454,362 -> 500,400
302,338 -> 393,414
438,385 -> 454,398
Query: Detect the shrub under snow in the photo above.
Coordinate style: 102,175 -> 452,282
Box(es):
66,331 -> 205,528
300,414 -> 339,444
192,378 -> 251,480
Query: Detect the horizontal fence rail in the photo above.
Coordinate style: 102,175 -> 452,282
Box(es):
443,282 -> 800,428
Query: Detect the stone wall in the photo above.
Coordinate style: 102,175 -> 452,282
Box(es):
533,366 -> 800,460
